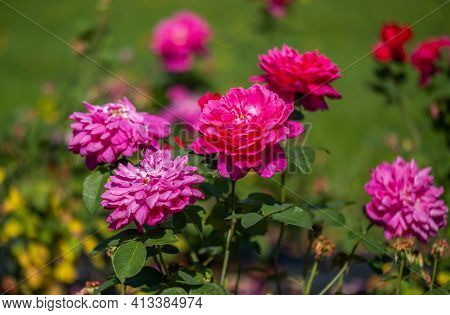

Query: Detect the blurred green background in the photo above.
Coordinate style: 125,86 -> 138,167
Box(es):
0,0 -> 448,294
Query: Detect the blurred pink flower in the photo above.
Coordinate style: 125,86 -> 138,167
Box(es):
151,11 -> 211,72
191,84 -> 304,180
251,45 -> 341,111
365,157 -> 448,242
101,149 -> 204,231
68,98 -> 170,170
372,23 -> 412,63
266,0 -> 291,18
160,85 -> 201,127
411,37 -> 450,87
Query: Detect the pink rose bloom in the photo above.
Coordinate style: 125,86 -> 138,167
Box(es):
266,0 -> 291,18
198,91 -> 221,110
365,157 -> 448,242
372,23 -> 412,63
68,98 -> 170,170
411,37 -> 450,87
251,45 -> 342,111
101,149 -> 204,231
191,84 -> 304,180
151,11 -> 211,72
160,85 -> 201,127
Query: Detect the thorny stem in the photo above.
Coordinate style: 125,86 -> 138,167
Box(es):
220,180 -> 237,288
319,224 -> 373,295
396,255 -> 405,295
304,260 -> 318,295
274,172 -> 287,294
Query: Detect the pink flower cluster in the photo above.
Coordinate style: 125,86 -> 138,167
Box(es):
101,149 -> 204,231
160,85 -> 201,128
191,84 -> 304,180
411,37 -> 450,87
365,157 -> 448,242
69,98 -> 170,170
251,45 -> 341,111
151,11 -> 211,72
372,23 -> 412,63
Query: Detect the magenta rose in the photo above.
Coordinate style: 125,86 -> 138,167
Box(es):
191,84 -> 304,180
68,98 -> 170,170
101,149 -> 204,231
365,157 -> 448,242
251,45 -> 342,111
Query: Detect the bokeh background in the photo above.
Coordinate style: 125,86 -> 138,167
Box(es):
0,0 -> 448,294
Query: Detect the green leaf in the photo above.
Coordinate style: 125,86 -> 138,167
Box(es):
241,213 -> 264,229
160,287 -> 188,295
160,244 -> 179,254
286,146 -> 315,173
206,203 -> 228,232
272,206 -> 312,229
189,283 -> 227,295
261,203 -> 293,217
82,171 -> 108,214
173,212 -> 187,231
175,270 -> 203,286
238,192 -> 276,210
184,206 -> 204,235
225,213 -> 244,220
94,277 -> 119,294
113,240 -> 147,282
145,229 -> 178,246
124,267 -> 162,291
91,229 -> 139,255
315,209 -> 346,226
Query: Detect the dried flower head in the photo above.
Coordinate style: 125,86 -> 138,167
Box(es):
312,235 -> 336,260
392,237 -> 415,252
431,239 -> 448,258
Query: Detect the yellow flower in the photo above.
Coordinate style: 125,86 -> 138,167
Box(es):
3,187 -> 25,214
28,243 -> 50,268
68,219 -> 84,237
54,260 -> 77,284
25,267 -> 44,290
83,237 -> 98,254
58,240 -> 78,262
3,219 -> 23,241
437,271 -> 450,286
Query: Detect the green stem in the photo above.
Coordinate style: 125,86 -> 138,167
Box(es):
396,89 -> 421,149
234,262 -> 241,295
303,237 -> 313,278
121,283 -> 126,295
158,247 -> 168,276
396,255 -> 405,295
318,224 -> 373,295
304,260 -> 318,295
220,180 -> 237,287
274,172 -> 287,294
431,256 -> 439,289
